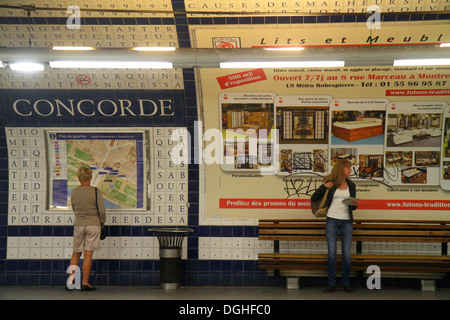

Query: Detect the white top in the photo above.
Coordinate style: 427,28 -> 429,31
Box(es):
327,187 -> 350,220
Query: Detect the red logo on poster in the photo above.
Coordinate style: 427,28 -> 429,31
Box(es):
216,42 -> 235,48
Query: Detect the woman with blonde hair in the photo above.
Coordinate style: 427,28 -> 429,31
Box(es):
67,166 -> 106,291
311,159 -> 358,294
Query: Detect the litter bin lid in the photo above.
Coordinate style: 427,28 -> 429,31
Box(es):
149,228 -> 194,234
149,228 -> 194,249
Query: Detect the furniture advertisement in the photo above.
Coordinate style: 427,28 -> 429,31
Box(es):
199,65 -> 450,221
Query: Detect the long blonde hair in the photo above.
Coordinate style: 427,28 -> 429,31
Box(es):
323,159 -> 352,187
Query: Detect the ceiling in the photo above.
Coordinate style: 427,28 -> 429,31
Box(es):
0,1 -> 448,50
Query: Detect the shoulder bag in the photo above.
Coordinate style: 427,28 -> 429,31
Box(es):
95,187 -> 107,240
311,188 -> 329,218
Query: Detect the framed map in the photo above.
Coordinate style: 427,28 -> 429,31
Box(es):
46,130 -> 147,210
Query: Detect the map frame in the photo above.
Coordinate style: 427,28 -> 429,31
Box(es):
45,129 -> 148,211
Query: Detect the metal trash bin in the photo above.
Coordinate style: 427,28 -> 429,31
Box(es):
149,228 -> 193,289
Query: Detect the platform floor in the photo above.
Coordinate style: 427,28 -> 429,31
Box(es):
1,285 -> 449,300
1,285 -> 448,318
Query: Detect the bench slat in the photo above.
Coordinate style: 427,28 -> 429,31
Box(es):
259,235 -> 449,242
259,229 -> 448,236
257,219 -> 450,275
258,253 -> 450,260
259,223 -> 449,231
259,219 -> 448,224
258,265 -> 450,272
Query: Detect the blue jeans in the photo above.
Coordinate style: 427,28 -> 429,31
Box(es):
325,217 -> 353,286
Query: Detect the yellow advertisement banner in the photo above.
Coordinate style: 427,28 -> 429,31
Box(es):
194,24 -> 449,47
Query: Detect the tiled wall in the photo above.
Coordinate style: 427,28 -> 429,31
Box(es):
0,85 -> 203,285
1,6 -> 449,287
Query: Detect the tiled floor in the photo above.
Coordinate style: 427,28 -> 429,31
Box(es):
1,285 -> 449,300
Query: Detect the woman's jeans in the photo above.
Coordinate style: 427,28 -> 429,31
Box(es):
325,217 -> 353,286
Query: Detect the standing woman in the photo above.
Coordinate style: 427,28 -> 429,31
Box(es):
311,159 -> 358,293
68,166 -> 106,291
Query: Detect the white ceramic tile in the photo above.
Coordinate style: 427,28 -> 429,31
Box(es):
244,248 -> 255,260
120,248 -> 131,259
221,238 -> 232,248
8,237 -> 19,248
7,247 -> 18,259
232,248 -> 244,260
53,248 -> 64,259
131,248 -> 143,259
95,249 -> 108,260
210,248 -> 220,259
142,246 -> 153,258
198,237 -> 271,260
64,248 -> 73,259
31,248 -> 42,259
429,243 -> 441,255
41,237 -> 53,248
41,248 -> 53,259
199,248 -> 209,259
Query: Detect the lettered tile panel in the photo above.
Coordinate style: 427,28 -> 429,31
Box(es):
151,127 -> 189,226
6,127 -> 188,227
6,127 -> 47,226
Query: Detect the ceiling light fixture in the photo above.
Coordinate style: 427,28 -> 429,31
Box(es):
0,44 -> 447,69
52,46 -> 95,51
132,47 -> 176,51
393,58 -> 450,66
264,47 -> 305,51
49,60 -> 173,69
9,62 -> 45,72
220,61 -> 345,68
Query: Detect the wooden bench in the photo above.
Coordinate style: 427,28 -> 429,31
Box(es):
258,219 -> 450,291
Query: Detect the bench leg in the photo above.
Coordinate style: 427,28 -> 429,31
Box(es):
420,279 -> 436,292
286,277 -> 300,290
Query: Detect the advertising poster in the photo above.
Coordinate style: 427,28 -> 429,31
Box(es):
219,91 -> 276,172
384,101 -> 445,186
330,98 -> 388,180
275,94 -> 332,176
200,66 -> 450,221
441,105 -> 450,190
194,23 -> 450,222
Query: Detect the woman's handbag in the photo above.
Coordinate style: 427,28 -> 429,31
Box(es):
311,188 -> 329,218
95,187 -> 107,240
